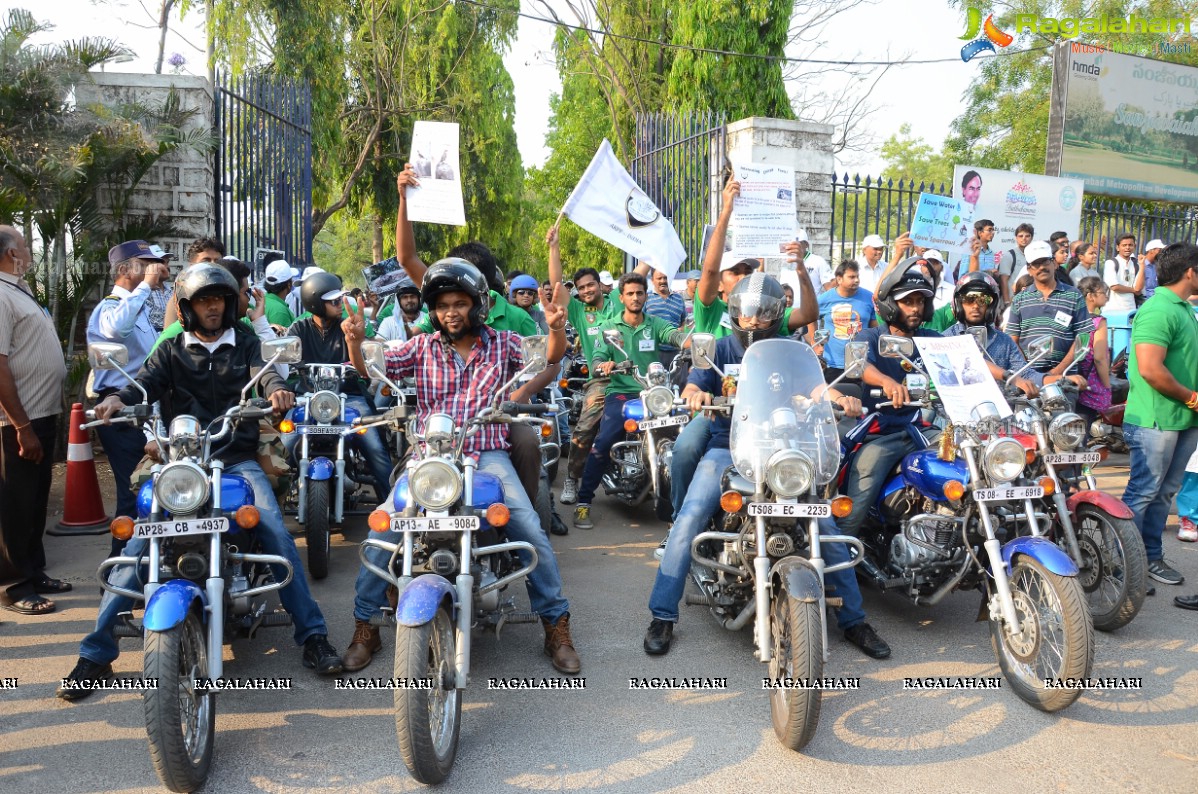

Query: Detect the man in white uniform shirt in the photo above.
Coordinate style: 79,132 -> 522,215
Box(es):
857,234 -> 887,292
797,228 -> 834,292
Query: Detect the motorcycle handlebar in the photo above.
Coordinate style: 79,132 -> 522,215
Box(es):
500,401 -> 553,416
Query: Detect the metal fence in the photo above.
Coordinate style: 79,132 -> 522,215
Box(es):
630,111 -> 727,269
214,72 -> 313,273
1081,199 -> 1198,258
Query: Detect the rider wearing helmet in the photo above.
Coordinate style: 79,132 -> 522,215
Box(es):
340,258 -> 584,676
643,274 -> 890,660
509,273 -> 549,334
60,264 -> 344,697
375,275 -> 426,343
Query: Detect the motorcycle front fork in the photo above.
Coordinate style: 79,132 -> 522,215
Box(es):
962,452 -> 1023,635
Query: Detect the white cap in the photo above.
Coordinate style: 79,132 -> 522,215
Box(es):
719,253 -> 760,272
301,265 -> 325,281
1146,239 -> 1166,252
147,244 -> 174,260
1024,240 -> 1054,263
862,234 -> 885,249
263,260 -> 300,285
598,271 -> 615,285
921,249 -> 943,263
795,228 -> 809,244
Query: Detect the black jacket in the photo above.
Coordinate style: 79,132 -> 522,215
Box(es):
118,325 -> 286,466
286,317 -> 367,395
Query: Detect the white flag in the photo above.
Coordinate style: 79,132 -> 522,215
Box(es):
561,139 -> 688,279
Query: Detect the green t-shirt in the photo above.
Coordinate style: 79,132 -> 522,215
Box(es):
415,290 -> 537,336
1126,288 -> 1198,431
591,314 -> 688,396
925,303 -> 956,332
264,291 -> 295,328
568,292 -> 623,367
692,295 -> 793,339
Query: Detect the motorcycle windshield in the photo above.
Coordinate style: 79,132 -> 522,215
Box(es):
729,338 -> 841,486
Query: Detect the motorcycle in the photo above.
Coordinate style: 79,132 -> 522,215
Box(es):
842,334 -> 1094,712
601,329 -> 690,520
353,336 -> 556,784
281,362 -> 387,579
83,337 -> 303,792
686,334 -> 863,750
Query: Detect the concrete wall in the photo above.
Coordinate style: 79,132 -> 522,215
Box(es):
75,72 -> 214,271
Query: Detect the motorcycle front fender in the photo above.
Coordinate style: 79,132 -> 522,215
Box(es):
770,557 -> 822,603
1066,490 -> 1134,520
395,574 -> 457,627
308,457 -> 335,481
143,578 -> 207,631
1001,535 -> 1078,577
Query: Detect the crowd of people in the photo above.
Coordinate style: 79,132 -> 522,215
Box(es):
2,165 -> 1198,698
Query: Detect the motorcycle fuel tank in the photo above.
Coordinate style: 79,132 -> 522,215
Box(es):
623,398 -> 645,422
136,474 -> 255,521
900,450 -> 970,503
390,470 -> 506,528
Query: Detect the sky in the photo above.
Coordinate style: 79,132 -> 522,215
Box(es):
11,0 -> 979,177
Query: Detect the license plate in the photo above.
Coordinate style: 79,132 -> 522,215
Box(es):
638,414 -> 689,431
300,425 -> 343,435
748,502 -> 831,518
134,517 -> 229,539
974,486 -> 1045,502
1044,452 -> 1101,465
390,516 -> 480,533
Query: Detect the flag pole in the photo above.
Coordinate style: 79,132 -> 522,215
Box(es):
553,208 -> 566,230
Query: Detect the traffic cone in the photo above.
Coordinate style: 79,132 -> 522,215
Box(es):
49,403 -> 110,535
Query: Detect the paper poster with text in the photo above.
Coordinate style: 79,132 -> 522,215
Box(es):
728,162 -> 796,257
913,335 -> 1012,425
407,121 -> 467,226
909,193 -> 973,255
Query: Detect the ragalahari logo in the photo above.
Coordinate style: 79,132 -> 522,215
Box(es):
960,8 -> 1014,62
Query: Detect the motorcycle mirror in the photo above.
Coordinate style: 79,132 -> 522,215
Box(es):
812,328 -> 830,347
88,342 -> 129,371
360,339 -> 387,375
878,334 -> 914,359
843,341 -> 868,379
967,326 -> 988,355
520,336 -> 549,374
691,333 -> 717,369
261,336 -> 302,365
1027,336 -> 1053,361
969,401 -> 1003,433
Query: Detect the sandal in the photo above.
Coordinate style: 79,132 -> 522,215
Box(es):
34,576 -> 73,594
1,595 -> 56,615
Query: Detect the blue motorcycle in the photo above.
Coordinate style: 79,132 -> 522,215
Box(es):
83,337 -> 303,791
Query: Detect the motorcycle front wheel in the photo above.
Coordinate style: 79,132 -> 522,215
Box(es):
305,479 -> 331,580
1073,504 -> 1147,631
991,556 -> 1094,712
768,594 -> 823,750
395,606 -> 461,784
144,611 -> 214,793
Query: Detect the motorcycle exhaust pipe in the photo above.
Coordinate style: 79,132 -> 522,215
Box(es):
914,553 -> 972,606
723,599 -> 756,631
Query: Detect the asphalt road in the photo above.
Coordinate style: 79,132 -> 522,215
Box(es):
2,459 -> 1196,793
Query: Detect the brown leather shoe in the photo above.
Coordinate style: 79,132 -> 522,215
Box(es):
342,619 -> 382,672
542,613 -> 581,674
385,584 -> 398,611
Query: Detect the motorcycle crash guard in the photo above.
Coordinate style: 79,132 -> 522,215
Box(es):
143,578 -> 207,631
770,557 -> 823,604
307,457 -> 335,481
1065,490 -> 1134,520
1001,535 -> 1078,577
395,574 -> 458,627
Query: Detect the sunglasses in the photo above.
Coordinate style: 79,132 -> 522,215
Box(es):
514,289 -> 538,297
962,293 -> 993,306
326,297 -> 343,307
1026,260 -> 1053,270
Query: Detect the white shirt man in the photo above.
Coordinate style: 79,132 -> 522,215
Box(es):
856,234 -> 887,292
796,229 -> 834,292
922,250 -> 954,310
1103,235 -> 1139,315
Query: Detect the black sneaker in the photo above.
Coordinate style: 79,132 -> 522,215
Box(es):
1148,559 -> 1184,586
56,657 -> 115,701
302,634 -> 344,675
643,619 -> 674,656
844,622 -> 891,659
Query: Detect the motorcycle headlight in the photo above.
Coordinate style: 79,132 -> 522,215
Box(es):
1049,412 -> 1086,451
983,437 -> 1026,484
154,461 -> 210,515
309,391 -> 341,424
644,386 -> 674,417
409,458 -> 462,511
765,450 -> 814,498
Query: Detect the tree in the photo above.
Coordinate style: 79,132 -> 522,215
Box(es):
880,123 -> 953,187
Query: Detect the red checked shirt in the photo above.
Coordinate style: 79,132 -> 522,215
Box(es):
383,326 -> 524,457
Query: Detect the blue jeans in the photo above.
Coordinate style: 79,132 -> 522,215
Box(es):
840,431 -> 921,538
79,460 -> 329,666
354,451 -> 568,623
1121,423 -> 1198,561
578,393 -> 631,505
283,395 -> 393,503
648,447 -> 865,629
95,421 -> 146,519
669,414 -> 712,521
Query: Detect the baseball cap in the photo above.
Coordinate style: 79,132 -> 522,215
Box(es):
599,271 -> 615,286
1024,240 -> 1054,264
147,244 -> 175,260
891,271 -> 935,301
862,234 -> 885,249
301,265 -> 325,281
108,239 -> 166,266
795,228 -> 809,244
921,249 -> 943,263
719,254 -> 760,273
1146,239 -> 1166,252
263,260 -> 300,285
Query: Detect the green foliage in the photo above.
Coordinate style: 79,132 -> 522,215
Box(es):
880,124 -> 954,187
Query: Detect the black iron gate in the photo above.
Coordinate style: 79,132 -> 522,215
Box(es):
214,72 -> 313,272
630,111 -> 727,269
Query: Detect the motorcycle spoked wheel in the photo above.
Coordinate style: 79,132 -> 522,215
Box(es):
1072,504 -> 1147,631
990,556 -> 1094,712
144,610 -> 214,793
768,594 -> 823,750
395,606 -> 461,784
305,479 -> 331,580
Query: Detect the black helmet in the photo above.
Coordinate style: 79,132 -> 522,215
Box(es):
421,257 -> 491,334
875,257 -> 936,327
727,273 -> 786,348
175,264 -> 240,333
952,271 -> 1002,327
396,275 -> 421,296
300,271 -> 344,316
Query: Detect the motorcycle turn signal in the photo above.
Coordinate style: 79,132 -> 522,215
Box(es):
486,503 -> 510,527
368,510 -> 392,532
720,491 -> 743,513
111,516 -> 135,541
